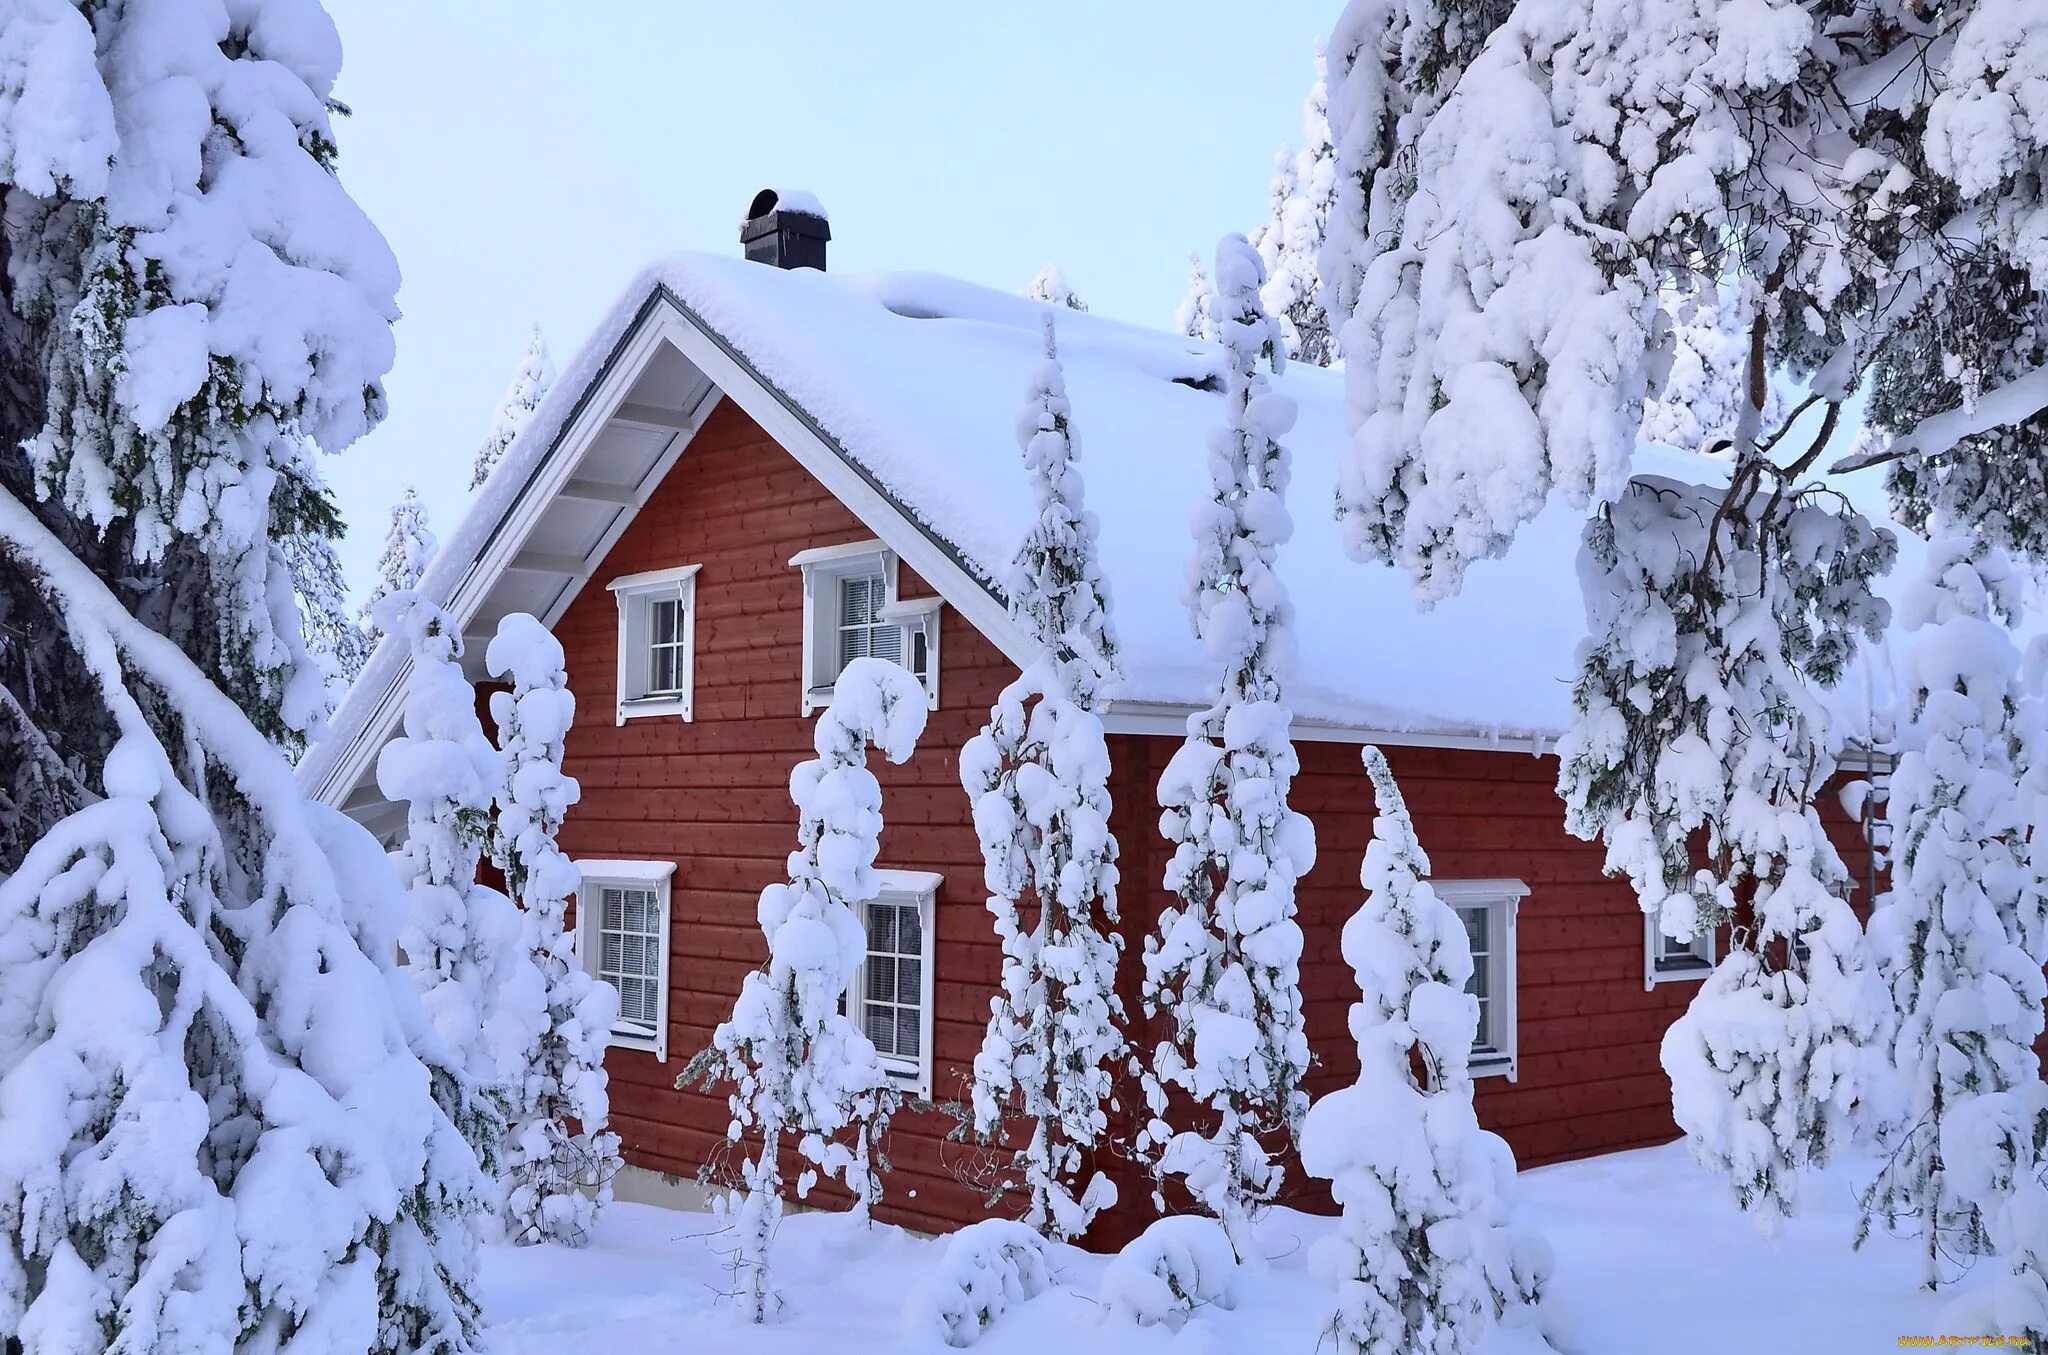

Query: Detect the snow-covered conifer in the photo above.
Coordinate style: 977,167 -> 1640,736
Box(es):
376,594 -> 548,1183
964,316 -> 1125,1241
1302,748 -> 1547,1355
1023,264 -> 1088,312
687,657 -> 928,1322
0,6 -> 491,1348
486,613 -> 623,1248
0,496 -> 489,1355
1861,538 -> 2048,1286
286,525 -> 372,685
360,486 -> 437,636
1175,252 -> 1218,342
1559,479 -> 1894,1225
470,326 -> 555,489
0,0 -> 398,753
1257,46 -> 1337,367
1138,236 -> 1316,1260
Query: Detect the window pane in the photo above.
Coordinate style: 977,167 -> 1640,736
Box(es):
647,644 -> 675,694
624,890 -> 648,933
867,901 -> 897,954
896,1007 -> 921,1057
839,574 -> 878,626
897,957 -> 921,1005
601,934 -> 622,975
622,934 -> 643,976
867,957 -> 897,1004
896,902 -> 922,955
864,1003 -> 894,1054
867,624 -> 902,666
602,888 -> 623,931
651,598 -> 677,644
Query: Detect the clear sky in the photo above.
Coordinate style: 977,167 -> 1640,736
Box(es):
322,1 -> 1333,599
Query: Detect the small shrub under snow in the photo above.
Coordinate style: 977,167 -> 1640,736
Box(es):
900,1218 -> 1054,1347
1098,1215 -> 1241,1331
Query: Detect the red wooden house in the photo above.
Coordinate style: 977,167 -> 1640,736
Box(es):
303,193 -> 1885,1241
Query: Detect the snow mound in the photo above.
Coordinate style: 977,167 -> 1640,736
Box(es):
1098,1215 -> 1240,1330
899,1218 -> 1053,1348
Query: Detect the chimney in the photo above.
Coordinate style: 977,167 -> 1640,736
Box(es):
740,189 -> 830,271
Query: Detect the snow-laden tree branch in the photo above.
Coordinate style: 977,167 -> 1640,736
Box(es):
1559,479 -> 1893,1226
486,613 -> 623,1248
1138,236 -> 1316,1261
0,488 -> 489,1354
965,315 -> 1126,1242
687,657 -> 927,1323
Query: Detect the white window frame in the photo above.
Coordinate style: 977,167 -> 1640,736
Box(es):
1436,878 -> 1526,1082
607,564 -> 701,724
1644,913 -> 1716,991
844,868 -> 940,1097
791,540 -> 941,715
573,859 -> 676,1062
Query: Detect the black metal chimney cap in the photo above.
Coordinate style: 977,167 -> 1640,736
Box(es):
740,189 -> 830,270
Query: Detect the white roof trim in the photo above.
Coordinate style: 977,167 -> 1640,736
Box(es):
1096,699 -> 1553,755
874,868 -> 944,896
789,539 -> 888,568
1432,878 -> 1533,901
607,562 -> 703,593
575,858 -> 680,883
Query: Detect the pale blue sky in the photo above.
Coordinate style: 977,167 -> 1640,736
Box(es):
323,2 -> 1333,598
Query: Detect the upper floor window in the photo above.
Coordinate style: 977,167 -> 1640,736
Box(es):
1435,879 -> 1527,1081
791,540 -> 939,715
608,564 -> 700,724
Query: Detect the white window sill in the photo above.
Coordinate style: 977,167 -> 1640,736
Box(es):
1648,962 -> 1713,988
606,1027 -> 663,1058
880,1059 -> 930,1100
1472,1055 -> 1517,1082
617,694 -> 692,723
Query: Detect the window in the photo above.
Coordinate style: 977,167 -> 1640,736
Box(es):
844,869 -> 940,1096
1645,913 -> 1715,990
608,564 -> 701,723
1436,879 -> 1526,1080
792,540 -> 940,715
574,859 -> 675,1061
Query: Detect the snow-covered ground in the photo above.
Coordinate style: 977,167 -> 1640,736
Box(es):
482,1141 -> 1942,1353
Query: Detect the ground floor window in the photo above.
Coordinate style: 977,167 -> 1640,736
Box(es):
1435,879 -> 1527,1080
574,859 -> 676,1062
845,869 -> 941,1096
1645,912 -> 1715,990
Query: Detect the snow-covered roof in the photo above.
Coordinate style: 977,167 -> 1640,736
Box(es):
303,249 -> 1917,816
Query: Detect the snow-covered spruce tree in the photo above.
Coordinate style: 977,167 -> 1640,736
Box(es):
286,527 -> 371,685
0,499 -> 490,1353
375,593 -> 548,1190
0,0 -> 401,859
1138,235 -> 1316,1261
964,314 -> 1126,1242
1558,477 -> 1894,1226
0,5 -> 492,1350
685,657 -> 928,1322
1023,264 -> 1088,312
1175,252 -> 1218,343
486,612 -> 623,1248
1860,537 -> 2048,1287
1302,747 -> 1548,1355
470,325 -> 555,490
359,486 -> 436,636
1256,44 -> 1337,368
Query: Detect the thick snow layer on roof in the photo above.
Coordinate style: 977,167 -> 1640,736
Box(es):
645,252 -> 1929,741
306,250 -> 1928,797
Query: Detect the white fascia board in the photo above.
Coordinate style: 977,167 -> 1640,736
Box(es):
575,858 -> 680,883
1098,698 -> 1556,756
